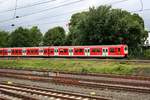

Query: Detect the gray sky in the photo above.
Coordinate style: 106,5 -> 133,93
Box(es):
0,0 -> 149,34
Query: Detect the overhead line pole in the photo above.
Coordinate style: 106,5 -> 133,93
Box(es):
13,0 -> 18,18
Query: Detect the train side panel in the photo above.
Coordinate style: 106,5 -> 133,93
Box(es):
0,45 -> 128,58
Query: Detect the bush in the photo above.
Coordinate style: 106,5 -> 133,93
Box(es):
144,49 -> 150,58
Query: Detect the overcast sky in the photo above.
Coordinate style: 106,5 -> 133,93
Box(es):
0,0 -> 149,34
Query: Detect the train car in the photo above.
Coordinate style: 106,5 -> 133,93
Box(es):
0,44 -> 128,58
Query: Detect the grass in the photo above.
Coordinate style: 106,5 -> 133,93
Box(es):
0,59 -> 150,76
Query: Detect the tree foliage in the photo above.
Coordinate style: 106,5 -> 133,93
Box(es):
9,27 -> 30,47
68,5 -> 148,48
43,26 -> 65,46
9,26 -> 42,47
0,31 -> 9,47
28,26 -> 43,46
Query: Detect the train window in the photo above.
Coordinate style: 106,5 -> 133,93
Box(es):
44,50 -> 47,53
22,50 -> 26,53
75,49 -> 78,52
118,48 -> 121,52
60,49 -> 64,53
8,49 -> 11,53
55,49 -> 58,52
0,50 -> 2,53
64,49 -> 67,53
103,49 -> 105,52
60,51 -> 63,53
35,50 -> 37,53
80,49 -> 83,52
69,49 -> 72,52
85,49 -> 87,52
39,50 -> 43,52
97,49 -> 100,52
18,50 -> 21,53
124,47 -> 128,51
11,50 -> 14,53
106,49 -> 108,52
88,49 -> 90,52
27,50 -> 30,53
4,50 -> 7,53
50,50 -> 54,53
110,48 -> 115,53
31,50 -> 34,53
75,49 -> 83,52
92,49 -> 100,52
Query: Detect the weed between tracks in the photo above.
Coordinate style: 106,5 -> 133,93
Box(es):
0,59 -> 150,76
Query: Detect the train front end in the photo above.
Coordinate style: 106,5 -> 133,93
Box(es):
124,45 -> 128,57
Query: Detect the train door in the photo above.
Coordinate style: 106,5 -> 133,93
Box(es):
39,48 -> 43,56
54,48 -> 58,56
69,48 -> 73,56
84,48 -> 90,56
22,48 -> 26,56
8,49 -> 11,56
102,48 -> 108,57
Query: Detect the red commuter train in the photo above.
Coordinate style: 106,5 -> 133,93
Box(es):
0,44 -> 128,58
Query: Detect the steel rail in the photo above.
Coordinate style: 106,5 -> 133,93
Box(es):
0,83 -> 109,100
0,72 -> 150,94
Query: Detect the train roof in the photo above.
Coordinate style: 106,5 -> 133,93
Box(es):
0,44 -> 127,49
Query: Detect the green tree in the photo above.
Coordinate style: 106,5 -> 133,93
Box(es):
69,12 -> 88,45
9,27 -> 31,47
68,5 -> 148,55
29,26 -> 43,46
43,26 -> 65,46
0,31 -> 9,47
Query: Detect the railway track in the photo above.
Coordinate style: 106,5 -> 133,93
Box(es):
0,82 -> 108,100
0,69 -> 150,94
0,68 -> 150,81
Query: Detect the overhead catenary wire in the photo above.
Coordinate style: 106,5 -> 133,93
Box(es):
0,0 -> 85,23
106,0 -> 129,5
15,9 -> 150,29
0,0 -> 9,4
27,20 -> 68,27
0,0 -> 149,30
0,0 -> 130,24
32,0 -> 149,26
0,0 -> 56,14
7,8 -> 89,28
139,0 -> 143,11
3,0 -> 131,28
132,8 -> 150,13
0,0 -> 129,26
5,20 -> 68,31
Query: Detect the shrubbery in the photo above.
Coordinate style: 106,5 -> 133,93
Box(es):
144,49 -> 150,58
